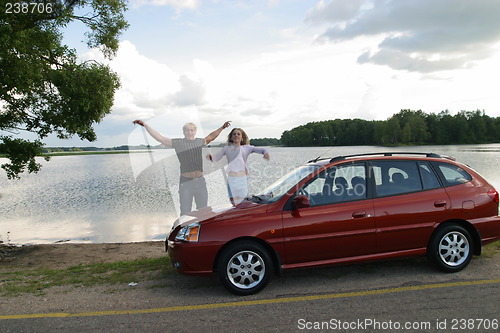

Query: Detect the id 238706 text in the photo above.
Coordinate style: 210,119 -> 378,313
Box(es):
5,1 -> 54,14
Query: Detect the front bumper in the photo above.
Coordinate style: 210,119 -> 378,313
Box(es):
167,239 -> 221,276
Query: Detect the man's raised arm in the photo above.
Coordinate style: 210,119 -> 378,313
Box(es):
133,120 -> 173,147
205,121 -> 231,144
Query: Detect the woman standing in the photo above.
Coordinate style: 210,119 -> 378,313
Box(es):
207,128 -> 270,204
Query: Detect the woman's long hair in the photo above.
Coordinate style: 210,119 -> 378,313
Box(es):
227,128 -> 249,145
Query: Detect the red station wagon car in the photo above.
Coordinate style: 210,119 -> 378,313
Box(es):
167,152 -> 500,295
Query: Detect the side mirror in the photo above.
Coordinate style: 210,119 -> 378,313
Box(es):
292,195 -> 310,209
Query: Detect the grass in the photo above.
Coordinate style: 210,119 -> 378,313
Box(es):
0,256 -> 175,297
481,240 -> 500,258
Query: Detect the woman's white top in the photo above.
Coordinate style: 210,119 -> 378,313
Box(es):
211,144 -> 268,173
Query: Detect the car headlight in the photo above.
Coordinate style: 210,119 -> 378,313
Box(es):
175,222 -> 200,242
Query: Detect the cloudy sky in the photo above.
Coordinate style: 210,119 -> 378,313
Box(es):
44,0 -> 500,147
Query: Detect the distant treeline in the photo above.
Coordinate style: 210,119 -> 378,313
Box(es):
250,138 -> 282,146
40,109 -> 499,152
43,145 -> 135,153
280,109 -> 500,147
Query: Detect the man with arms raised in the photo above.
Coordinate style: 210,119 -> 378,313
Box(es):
133,119 -> 231,215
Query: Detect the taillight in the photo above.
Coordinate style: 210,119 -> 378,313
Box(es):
488,188 -> 499,203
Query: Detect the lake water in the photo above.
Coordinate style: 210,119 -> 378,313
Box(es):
2,145 -> 500,245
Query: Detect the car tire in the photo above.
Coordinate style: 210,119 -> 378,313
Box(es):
217,241 -> 273,295
428,224 -> 473,272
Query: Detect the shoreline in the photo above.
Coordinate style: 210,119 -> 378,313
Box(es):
4,142 -> 500,160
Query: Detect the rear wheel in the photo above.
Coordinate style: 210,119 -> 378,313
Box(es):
428,224 -> 473,272
217,241 -> 273,295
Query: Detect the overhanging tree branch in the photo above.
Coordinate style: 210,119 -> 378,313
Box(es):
0,0 -> 128,179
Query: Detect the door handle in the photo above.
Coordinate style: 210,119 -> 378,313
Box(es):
352,211 -> 366,218
434,200 -> 447,208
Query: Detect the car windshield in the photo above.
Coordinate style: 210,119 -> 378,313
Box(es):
253,165 -> 319,203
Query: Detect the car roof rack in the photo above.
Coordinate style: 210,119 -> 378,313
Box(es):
328,152 -> 444,163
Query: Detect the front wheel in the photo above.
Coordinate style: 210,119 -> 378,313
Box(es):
217,241 -> 273,295
428,224 -> 473,272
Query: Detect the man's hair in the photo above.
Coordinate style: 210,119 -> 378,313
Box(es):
183,122 -> 197,131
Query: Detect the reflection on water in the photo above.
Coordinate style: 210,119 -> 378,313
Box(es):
0,154 -> 177,244
1,144 -> 500,244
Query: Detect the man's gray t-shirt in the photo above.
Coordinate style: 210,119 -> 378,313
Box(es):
171,138 -> 206,174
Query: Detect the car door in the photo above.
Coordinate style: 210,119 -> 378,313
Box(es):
371,160 -> 451,254
281,162 -> 376,268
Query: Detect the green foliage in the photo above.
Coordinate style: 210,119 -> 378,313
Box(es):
250,137 -> 281,146
0,137 -> 49,179
0,0 -> 128,179
281,109 -> 500,147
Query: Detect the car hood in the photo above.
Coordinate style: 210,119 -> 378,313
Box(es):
172,201 -> 268,229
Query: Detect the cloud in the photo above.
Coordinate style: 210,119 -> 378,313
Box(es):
305,0 -> 365,24
80,41 -> 213,122
171,74 -> 206,106
81,41 -> 180,118
357,48 -> 474,73
306,0 -> 500,72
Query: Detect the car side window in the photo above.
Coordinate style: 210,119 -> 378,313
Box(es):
301,163 -> 366,206
373,161 -> 423,196
418,162 -> 441,190
434,162 -> 472,186
302,173 -> 326,196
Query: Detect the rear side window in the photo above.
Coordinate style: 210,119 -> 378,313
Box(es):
434,162 -> 472,186
373,161 -> 423,196
418,162 -> 441,190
